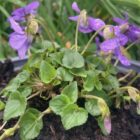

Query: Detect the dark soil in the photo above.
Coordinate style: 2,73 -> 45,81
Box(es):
0,60 -> 15,90
10,101 -> 140,140
1,60 -> 140,140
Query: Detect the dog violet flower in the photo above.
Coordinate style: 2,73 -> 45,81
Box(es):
69,2 -> 105,33
8,1 -> 39,58
9,17 -> 33,58
100,26 -> 130,66
113,17 -> 140,42
11,1 -> 40,22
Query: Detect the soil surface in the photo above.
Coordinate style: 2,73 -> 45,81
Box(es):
10,101 -> 140,140
0,60 -> 14,90
0,60 -> 140,140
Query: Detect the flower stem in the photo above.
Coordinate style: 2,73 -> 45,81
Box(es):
0,119 -> 20,140
0,122 -> 7,131
114,59 -> 119,67
27,91 -> 41,100
81,25 -> 109,55
36,18 -> 56,51
126,40 -> 138,51
109,86 -> 132,96
118,70 -> 133,82
75,17 -> 80,52
80,94 -> 102,101
39,107 -> 52,119
127,74 -> 140,86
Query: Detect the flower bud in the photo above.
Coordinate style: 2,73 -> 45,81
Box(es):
127,87 -> 139,102
104,115 -> 111,134
103,26 -> 114,39
27,19 -> 39,35
79,9 -> 88,26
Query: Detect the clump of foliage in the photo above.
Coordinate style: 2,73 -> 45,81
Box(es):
0,1 -> 140,140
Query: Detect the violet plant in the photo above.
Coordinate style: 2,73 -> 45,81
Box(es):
0,1 -> 140,139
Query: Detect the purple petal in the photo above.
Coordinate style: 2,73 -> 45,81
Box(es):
17,40 -> 30,59
69,16 -> 79,21
104,116 -> 111,134
127,25 -> 140,42
114,26 -> 121,36
25,1 -> 40,14
115,47 -> 131,66
72,2 -> 80,13
78,25 -> 93,33
9,32 -> 28,50
11,1 -> 39,21
12,7 -> 24,15
69,16 -> 95,33
11,7 -> 25,21
12,15 -> 25,22
8,17 -> 24,34
118,34 -> 128,46
88,17 -> 105,31
113,17 -> 127,25
100,38 -> 119,52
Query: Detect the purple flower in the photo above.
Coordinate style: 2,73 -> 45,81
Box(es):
9,17 -> 33,58
100,26 -> 130,66
113,17 -> 140,42
69,2 -> 105,33
11,1 -> 40,22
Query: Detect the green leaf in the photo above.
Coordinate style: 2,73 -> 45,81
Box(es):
41,40 -> 60,52
1,70 -> 30,95
15,70 -> 30,83
62,50 -> 84,69
93,74 -> 102,91
70,68 -> 87,78
57,67 -> 73,81
19,86 -> 32,98
0,100 -> 5,111
20,108 -> 43,140
4,92 -> 27,121
108,75 -> 119,89
85,99 -> 101,116
83,71 -> 94,92
28,54 -> 42,68
2,79 -> 20,94
40,60 -> 56,84
49,94 -> 71,115
0,5 -> 10,18
62,82 -> 78,103
50,52 -> 63,65
61,104 -> 88,130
